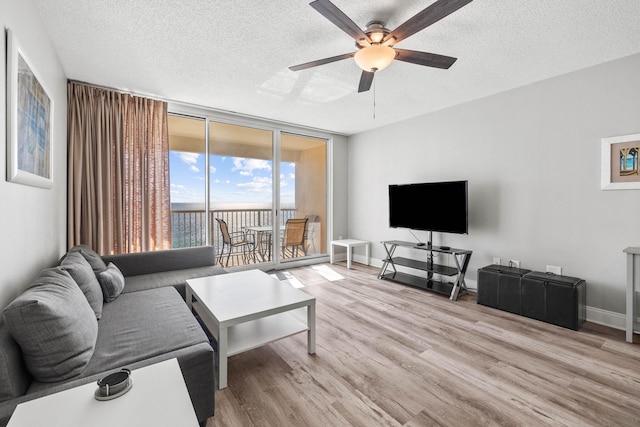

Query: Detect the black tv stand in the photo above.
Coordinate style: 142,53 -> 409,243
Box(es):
378,240 -> 472,301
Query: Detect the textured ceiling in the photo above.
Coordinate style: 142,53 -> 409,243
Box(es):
34,0 -> 640,135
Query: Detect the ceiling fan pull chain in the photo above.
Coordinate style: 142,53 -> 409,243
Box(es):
373,77 -> 376,119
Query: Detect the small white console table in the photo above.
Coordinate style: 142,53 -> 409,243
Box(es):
7,358 -> 198,427
330,239 -> 370,269
624,247 -> 640,343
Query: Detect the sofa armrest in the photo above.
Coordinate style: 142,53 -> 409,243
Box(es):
101,246 -> 216,277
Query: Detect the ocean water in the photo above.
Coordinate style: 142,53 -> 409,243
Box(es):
171,202 -> 294,211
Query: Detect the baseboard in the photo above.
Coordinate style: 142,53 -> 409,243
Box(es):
586,306 -> 627,331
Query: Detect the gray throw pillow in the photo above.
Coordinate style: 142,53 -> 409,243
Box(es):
97,263 -> 125,302
2,267 -> 98,383
61,251 -> 104,319
69,244 -> 107,273
0,327 -> 31,400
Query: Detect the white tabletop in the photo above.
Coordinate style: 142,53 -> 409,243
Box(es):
187,269 -> 314,327
7,358 -> 199,427
245,225 -> 283,232
331,239 -> 369,246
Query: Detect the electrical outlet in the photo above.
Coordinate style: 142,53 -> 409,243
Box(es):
493,257 -> 501,265
546,265 -> 562,275
509,260 -> 520,268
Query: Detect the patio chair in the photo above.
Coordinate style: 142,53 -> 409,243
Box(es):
215,218 -> 255,267
304,214 -> 319,254
281,218 -> 308,258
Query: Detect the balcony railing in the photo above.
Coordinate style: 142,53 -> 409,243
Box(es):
171,208 -> 297,255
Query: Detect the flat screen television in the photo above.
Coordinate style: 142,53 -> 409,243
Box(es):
389,180 -> 468,234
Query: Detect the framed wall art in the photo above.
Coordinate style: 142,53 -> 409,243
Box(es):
601,133 -> 640,190
6,28 -> 54,188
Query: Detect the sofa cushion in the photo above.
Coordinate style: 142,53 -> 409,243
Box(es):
69,244 -> 107,273
0,327 -> 30,401
101,246 -> 217,277
60,251 -> 104,319
122,265 -> 227,298
97,262 -> 125,302
89,286 -> 207,372
24,286 -> 210,396
2,267 -> 98,383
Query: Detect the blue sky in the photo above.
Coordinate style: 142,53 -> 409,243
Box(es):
169,151 -> 296,206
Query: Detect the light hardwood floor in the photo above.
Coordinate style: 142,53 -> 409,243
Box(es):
205,262 -> 640,427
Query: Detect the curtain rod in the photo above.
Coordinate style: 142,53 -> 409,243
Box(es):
69,79 -> 181,104
67,79 -> 342,137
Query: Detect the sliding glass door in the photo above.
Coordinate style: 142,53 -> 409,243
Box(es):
207,121 -> 328,267
279,133 -> 327,262
208,121 -> 275,266
168,112 -> 328,268
168,115 -> 207,248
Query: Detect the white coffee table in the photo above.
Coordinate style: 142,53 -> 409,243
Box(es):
186,269 -> 316,389
330,239 -> 370,269
7,358 -> 198,427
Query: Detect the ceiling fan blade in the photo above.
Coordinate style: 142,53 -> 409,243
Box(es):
289,52 -> 355,71
394,48 -> 457,69
384,0 -> 473,44
358,71 -> 374,93
310,0 -> 370,43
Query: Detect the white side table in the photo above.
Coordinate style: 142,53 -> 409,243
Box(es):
331,239 -> 370,269
7,358 -> 199,427
624,247 -> 640,343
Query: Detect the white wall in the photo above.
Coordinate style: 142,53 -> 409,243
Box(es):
348,53 -> 640,327
331,134 -> 349,241
0,0 -> 68,310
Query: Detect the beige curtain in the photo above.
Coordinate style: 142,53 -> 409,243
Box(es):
67,82 -> 171,254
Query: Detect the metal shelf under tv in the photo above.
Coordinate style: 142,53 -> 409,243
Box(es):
378,240 -> 472,301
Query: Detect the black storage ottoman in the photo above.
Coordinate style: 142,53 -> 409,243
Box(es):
477,264 -> 531,313
521,272 -> 586,330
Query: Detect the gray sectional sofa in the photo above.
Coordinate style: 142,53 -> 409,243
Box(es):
0,245 -> 227,426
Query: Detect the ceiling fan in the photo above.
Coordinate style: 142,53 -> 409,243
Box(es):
289,0 -> 473,93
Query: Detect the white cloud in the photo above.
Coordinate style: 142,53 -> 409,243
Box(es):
232,158 -> 271,176
237,176 -> 272,192
178,152 -> 199,166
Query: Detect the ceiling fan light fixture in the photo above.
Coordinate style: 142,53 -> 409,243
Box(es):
369,31 -> 385,44
363,21 -> 389,44
354,45 -> 395,72
382,36 -> 396,46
